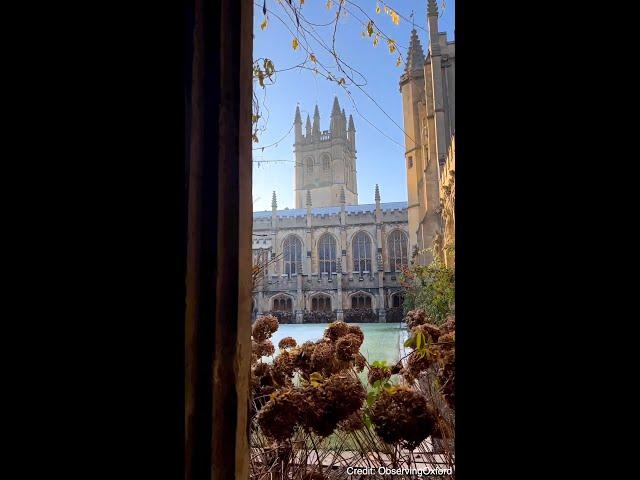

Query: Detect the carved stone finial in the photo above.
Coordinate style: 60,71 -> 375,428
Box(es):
306,189 -> 312,207
339,186 -> 346,204
271,191 -> 277,210
428,0 -> 439,17
374,184 -> 381,203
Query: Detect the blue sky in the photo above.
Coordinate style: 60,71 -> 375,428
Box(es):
252,0 -> 455,211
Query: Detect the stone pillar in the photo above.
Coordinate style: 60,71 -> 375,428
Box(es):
336,257 -> 344,321
296,262 -> 303,323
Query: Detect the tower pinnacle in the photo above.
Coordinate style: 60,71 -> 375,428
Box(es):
306,189 -> 312,207
271,191 -> 277,210
405,29 -> 425,74
428,0 -> 438,17
331,96 -> 341,116
375,184 -> 381,204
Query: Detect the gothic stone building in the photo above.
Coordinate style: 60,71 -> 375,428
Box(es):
400,0 -> 455,267
252,98 -> 409,323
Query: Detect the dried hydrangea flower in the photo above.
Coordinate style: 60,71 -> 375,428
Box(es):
278,336 -> 297,349
253,339 -> 275,358
370,386 -> 436,449
256,388 -> 303,442
324,321 -> 350,342
413,322 -> 442,342
334,333 -> 363,361
347,324 -> 364,343
368,365 -> 392,386
252,314 -> 279,343
300,373 -> 365,437
404,308 -> 427,329
337,410 -> 364,433
354,353 -> 366,372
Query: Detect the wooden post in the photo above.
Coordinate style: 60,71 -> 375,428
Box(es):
185,0 -> 252,478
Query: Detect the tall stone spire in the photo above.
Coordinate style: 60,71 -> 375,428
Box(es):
271,191 -> 277,210
347,113 -> 356,149
312,104 -> 320,138
427,0 -> 438,17
305,114 -> 312,137
374,184 -> 381,204
339,186 -> 346,204
427,0 -> 441,55
405,29 -> 425,74
294,105 -> 303,142
331,96 -> 341,116
306,189 -> 312,207
330,96 -> 342,135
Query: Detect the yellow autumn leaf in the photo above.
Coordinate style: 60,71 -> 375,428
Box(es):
292,37 -> 299,50
260,16 -> 268,30
391,10 -> 400,25
373,32 -> 380,46
387,39 -> 396,54
326,0 -> 332,9
309,53 -> 317,63
366,20 -> 374,37
396,56 -> 402,67
376,4 -> 381,14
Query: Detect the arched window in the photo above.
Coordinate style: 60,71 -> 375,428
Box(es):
392,293 -> 405,308
305,157 -> 313,174
322,154 -> 330,171
388,230 -> 408,272
318,234 -> 337,274
283,235 -> 302,276
273,296 -> 292,312
351,293 -> 372,309
352,231 -> 372,274
311,295 -> 331,312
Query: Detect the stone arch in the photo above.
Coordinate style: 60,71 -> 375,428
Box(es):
389,291 -> 405,309
307,291 -> 334,312
347,290 -> 377,310
269,292 -> 295,312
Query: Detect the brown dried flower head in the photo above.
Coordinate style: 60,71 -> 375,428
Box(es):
252,314 -> 279,343
253,340 -> 275,358
347,324 -> 365,343
354,353 -> 366,372
404,309 -> 427,329
310,340 -> 335,374
256,388 -> 303,442
368,365 -> 392,386
370,386 -> 436,449
278,336 -> 297,349
334,333 -> 363,361
324,321 -> 350,342
413,323 -> 442,343
338,410 -> 365,433
300,373 -> 365,437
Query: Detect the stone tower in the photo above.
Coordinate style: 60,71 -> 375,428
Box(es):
399,0 -> 455,263
293,97 -> 358,208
